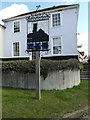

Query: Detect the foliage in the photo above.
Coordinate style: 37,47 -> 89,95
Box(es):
1,59 -> 83,79
2,60 -> 35,73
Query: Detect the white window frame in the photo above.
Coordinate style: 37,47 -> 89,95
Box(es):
51,12 -> 62,28
12,41 -> 20,57
53,36 -> 62,55
13,20 -> 21,33
28,22 -> 33,33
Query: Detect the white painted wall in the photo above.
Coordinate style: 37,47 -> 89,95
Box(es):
89,32 -> 90,58
4,19 -> 29,58
0,25 -> 4,57
2,70 -> 80,90
3,7 -> 78,59
40,8 -> 78,57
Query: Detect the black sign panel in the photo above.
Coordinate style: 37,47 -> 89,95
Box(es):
27,43 -> 34,49
27,29 -> 49,42
42,42 -> 48,49
27,15 -> 49,52
27,28 -> 49,51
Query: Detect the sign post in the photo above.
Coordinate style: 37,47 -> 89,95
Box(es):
36,51 -> 41,100
26,13 -> 50,100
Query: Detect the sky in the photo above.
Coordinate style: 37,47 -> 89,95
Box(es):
0,0 -> 89,55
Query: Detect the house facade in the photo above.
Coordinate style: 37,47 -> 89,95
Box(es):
2,4 -> 79,60
88,36 -> 90,59
0,24 -> 5,58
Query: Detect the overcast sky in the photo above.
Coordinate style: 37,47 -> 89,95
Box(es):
0,0 -> 89,56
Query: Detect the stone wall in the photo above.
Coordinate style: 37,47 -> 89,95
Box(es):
2,70 -> 80,90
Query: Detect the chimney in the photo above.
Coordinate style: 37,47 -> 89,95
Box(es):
33,23 -> 37,33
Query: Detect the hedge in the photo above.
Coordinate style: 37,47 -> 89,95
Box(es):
0,59 -> 83,79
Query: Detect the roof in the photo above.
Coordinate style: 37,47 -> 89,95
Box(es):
0,24 -> 6,28
2,4 -> 79,22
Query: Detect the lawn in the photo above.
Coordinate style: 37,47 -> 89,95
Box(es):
2,80 -> 88,118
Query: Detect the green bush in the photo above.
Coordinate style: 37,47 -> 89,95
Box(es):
1,59 -> 83,79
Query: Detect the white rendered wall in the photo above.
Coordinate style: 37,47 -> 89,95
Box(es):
4,19 -> 29,58
89,31 -> 90,58
2,70 -> 80,90
40,8 -> 78,57
0,26 -> 4,57
61,8 -> 77,55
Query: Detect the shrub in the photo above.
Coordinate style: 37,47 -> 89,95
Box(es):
1,59 -> 83,79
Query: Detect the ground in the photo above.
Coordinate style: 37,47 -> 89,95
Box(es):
2,80 -> 88,118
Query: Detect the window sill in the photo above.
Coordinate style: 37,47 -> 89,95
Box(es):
13,31 -> 21,34
53,54 -> 63,56
51,25 -> 62,29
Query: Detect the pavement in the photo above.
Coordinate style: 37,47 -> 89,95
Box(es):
63,106 -> 88,119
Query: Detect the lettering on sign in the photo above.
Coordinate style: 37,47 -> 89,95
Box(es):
27,16 -> 49,22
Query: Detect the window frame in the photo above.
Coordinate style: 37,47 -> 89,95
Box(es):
51,12 -> 62,28
53,36 -> 62,55
12,41 -> 20,57
13,20 -> 21,33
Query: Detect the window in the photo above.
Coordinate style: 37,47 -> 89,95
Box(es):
53,37 -> 62,54
13,42 -> 20,56
52,13 -> 61,27
14,21 -> 20,33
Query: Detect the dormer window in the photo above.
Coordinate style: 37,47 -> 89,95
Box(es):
52,13 -> 61,27
14,21 -> 20,33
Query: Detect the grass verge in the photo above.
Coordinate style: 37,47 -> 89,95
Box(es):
2,80 -> 88,118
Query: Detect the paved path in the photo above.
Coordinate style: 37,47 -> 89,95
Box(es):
63,106 -> 88,118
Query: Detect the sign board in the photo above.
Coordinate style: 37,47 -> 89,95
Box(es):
27,20 -> 49,51
27,16 -> 49,22
27,41 -> 48,51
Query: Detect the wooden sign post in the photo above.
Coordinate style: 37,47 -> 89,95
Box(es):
26,12 -> 50,100
36,51 -> 41,100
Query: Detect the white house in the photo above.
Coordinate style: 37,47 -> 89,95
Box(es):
0,24 -> 5,58
88,37 -> 90,59
1,4 -> 79,60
